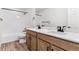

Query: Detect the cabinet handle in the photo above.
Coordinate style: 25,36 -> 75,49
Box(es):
51,49 -> 54,51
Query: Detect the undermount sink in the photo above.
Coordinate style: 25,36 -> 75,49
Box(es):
48,31 -> 67,35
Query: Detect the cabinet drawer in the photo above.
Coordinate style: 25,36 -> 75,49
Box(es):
27,30 -> 37,36
38,38 -> 49,51
38,33 -> 79,51
30,31 -> 36,36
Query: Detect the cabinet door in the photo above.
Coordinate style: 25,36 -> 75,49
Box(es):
26,34 -> 31,50
51,45 -> 64,51
38,39 -> 50,51
30,35 -> 36,51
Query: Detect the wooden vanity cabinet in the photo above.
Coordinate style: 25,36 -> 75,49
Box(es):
26,30 -> 79,51
37,33 -> 79,51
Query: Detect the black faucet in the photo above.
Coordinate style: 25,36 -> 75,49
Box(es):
57,26 -> 66,32
37,25 -> 41,29
57,26 -> 61,32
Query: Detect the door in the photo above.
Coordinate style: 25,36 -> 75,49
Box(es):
38,39 -> 50,51
30,35 -> 36,51
26,34 -> 31,50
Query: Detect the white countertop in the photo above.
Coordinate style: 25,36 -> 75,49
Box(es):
26,28 -> 79,43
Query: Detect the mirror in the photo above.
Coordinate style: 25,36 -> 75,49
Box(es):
35,8 -> 79,32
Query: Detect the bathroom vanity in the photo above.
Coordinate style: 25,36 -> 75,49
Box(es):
26,28 -> 79,51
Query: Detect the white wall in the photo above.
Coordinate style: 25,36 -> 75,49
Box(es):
68,8 -> 79,32
36,8 -> 79,32
0,8 -> 36,43
36,8 -> 68,27
53,8 -> 68,26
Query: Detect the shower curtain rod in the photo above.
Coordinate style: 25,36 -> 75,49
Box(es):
2,8 -> 28,15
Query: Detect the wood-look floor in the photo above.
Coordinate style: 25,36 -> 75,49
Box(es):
0,41 -> 29,51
